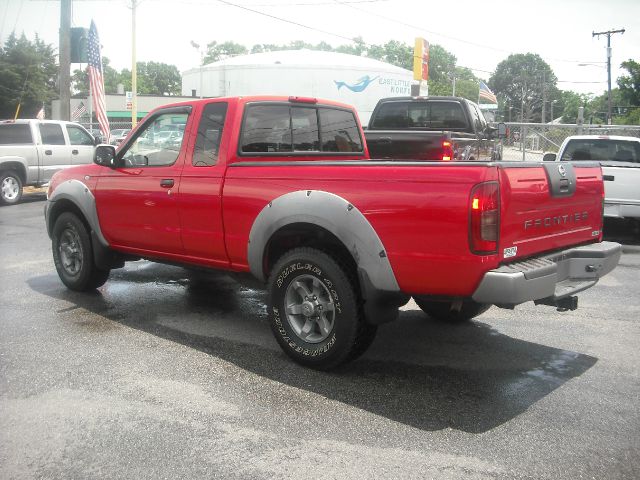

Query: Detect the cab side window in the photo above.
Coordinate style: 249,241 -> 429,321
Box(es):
39,124 -> 65,145
66,125 -> 94,146
193,102 -> 227,166
120,112 -> 189,167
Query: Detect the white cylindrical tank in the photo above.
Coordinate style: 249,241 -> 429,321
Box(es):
182,49 -> 414,126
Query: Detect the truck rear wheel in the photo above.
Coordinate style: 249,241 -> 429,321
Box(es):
0,171 -> 23,206
267,247 -> 375,369
414,298 -> 491,323
52,212 -> 110,291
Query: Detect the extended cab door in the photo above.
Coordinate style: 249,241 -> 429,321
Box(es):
94,107 -> 191,255
177,100 -> 230,267
37,122 -> 72,183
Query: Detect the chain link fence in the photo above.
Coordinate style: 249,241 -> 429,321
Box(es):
499,123 -> 640,161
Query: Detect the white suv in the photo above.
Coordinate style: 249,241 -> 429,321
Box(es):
0,119 -> 97,205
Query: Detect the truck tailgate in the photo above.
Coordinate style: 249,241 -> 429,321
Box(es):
364,130 -> 444,160
498,163 -> 604,260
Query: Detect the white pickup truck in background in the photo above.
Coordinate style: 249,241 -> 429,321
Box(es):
0,119 -> 97,205
544,135 -> 640,233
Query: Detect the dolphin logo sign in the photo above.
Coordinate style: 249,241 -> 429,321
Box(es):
334,75 -> 379,93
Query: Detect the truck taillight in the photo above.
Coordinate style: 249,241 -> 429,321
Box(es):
469,181 -> 500,255
600,172 -> 605,241
442,141 -> 452,161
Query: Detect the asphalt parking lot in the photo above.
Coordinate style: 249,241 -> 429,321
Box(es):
1,191 -> 639,479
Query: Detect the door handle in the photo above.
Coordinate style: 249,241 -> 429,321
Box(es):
603,175 -> 615,181
72,149 -> 79,155
160,179 -> 174,188
45,150 -> 52,155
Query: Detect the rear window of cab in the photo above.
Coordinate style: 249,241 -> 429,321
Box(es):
239,104 -> 363,155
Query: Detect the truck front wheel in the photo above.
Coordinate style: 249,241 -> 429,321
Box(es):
267,247 -> 375,369
52,212 -> 110,291
414,298 -> 491,323
0,171 -> 23,206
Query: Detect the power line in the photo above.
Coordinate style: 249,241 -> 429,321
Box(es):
216,0 -> 357,44
331,0 -> 603,65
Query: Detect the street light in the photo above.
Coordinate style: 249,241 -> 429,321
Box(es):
190,40 -> 204,99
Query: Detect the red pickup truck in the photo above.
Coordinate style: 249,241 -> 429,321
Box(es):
45,95 -> 621,369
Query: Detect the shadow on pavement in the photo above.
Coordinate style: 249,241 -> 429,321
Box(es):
603,217 -> 640,248
29,263 -> 597,434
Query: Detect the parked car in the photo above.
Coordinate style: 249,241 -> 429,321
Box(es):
0,119 -> 97,205
44,96 -> 620,369
109,129 -> 131,147
543,135 -> 640,230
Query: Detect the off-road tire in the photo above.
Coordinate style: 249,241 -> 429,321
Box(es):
414,298 -> 491,323
52,212 -> 110,291
0,171 -> 23,206
267,247 -> 374,370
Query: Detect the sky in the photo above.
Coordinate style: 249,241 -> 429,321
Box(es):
1,0 -> 639,97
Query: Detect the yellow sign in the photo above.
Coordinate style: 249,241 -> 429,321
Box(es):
413,38 -> 430,81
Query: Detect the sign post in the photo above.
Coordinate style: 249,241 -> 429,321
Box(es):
412,38 -> 430,96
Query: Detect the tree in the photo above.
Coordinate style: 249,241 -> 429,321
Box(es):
71,57 -> 121,96
490,53 -> 558,122
618,59 -> 640,105
616,59 -> 640,124
0,33 -> 58,119
558,90 -> 590,123
203,41 -> 248,64
586,89 -> 627,124
119,62 -> 182,96
365,40 -> 412,70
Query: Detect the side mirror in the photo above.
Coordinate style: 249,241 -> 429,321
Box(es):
94,144 -> 117,168
542,152 -> 557,162
484,125 -> 498,139
93,135 -> 101,146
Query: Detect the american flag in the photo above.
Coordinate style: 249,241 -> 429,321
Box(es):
88,20 -> 110,141
71,101 -> 87,121
479,81 -> 498,104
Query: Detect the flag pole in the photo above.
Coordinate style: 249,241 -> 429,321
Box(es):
88,73 -> 93,132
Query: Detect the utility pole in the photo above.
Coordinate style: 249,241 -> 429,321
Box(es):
131,0 -> 138,128
541,71 -> 546,124
592,28 -> 625,125
59,0 -> 71,120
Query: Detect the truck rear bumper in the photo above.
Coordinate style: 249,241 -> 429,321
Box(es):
472,241 -> 621,306
604,201 -> 640,219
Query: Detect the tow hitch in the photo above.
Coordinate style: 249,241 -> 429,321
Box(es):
534,295 -> 579,312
